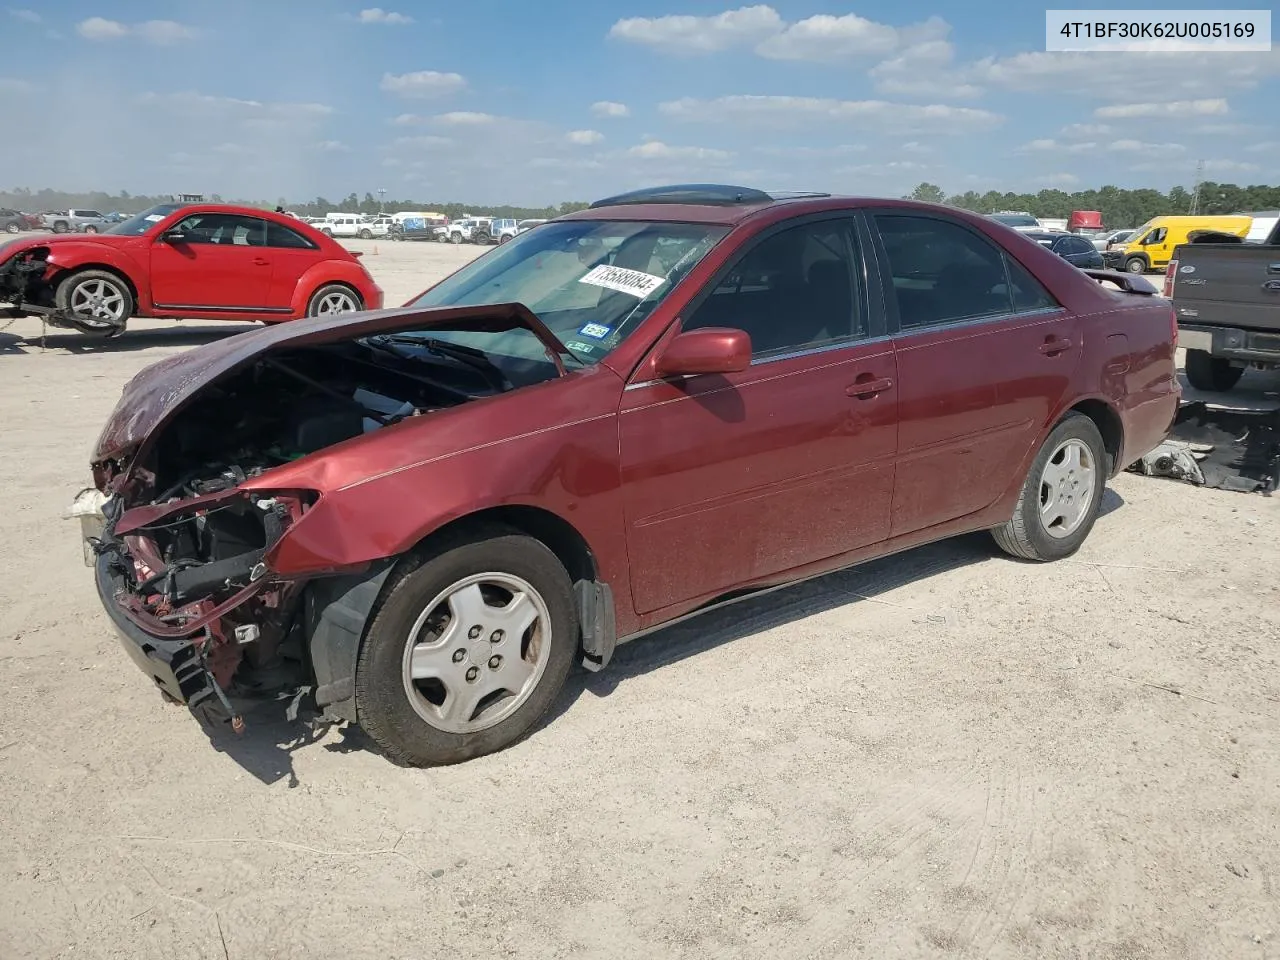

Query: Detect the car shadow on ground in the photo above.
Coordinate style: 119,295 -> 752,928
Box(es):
0,324 -> 247,355
194,480 -> 1129,781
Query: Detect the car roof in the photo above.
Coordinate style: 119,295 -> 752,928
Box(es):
1023,231 -> 1066,241
560,183 -> 972,227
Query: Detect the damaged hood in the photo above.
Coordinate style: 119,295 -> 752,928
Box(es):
92,302 -> 573,465
0,233 -> 128,259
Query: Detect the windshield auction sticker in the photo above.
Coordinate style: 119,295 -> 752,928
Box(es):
578,264 -> 666,298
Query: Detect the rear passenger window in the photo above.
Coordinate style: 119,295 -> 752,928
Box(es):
1004,254 -> 1059,312
684,220 -> 863,358
874,215 -> 1013,329
266,222 -> 317,249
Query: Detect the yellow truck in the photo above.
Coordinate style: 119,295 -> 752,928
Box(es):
1107,215 -> 1253,274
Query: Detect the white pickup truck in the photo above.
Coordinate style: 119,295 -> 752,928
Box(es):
41,209 -> 111,234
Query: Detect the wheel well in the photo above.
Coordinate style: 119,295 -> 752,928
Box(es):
308,280 -> 362,309
53,264 -> 138,302
1069,399 -> 1123,474
410,506 -> 599,584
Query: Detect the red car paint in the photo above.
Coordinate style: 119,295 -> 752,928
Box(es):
94,197 -> 1180,647
5,204 -> 381,321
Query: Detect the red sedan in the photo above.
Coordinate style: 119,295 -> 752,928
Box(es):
0,203 -> 382,336
77,185 -> 1179,765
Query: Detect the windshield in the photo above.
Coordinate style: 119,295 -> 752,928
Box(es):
406,219 -> 728,365
106,203 -> 184,236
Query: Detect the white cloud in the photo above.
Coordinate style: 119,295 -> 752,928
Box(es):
316,140 -> 350,152
0,77 -> 34,93
391,134 -> 453,148
590,100 -> 630,118
434,111 -> 497,125
753,144 -> 866,158
390,113 -> 425,126
1204,159 -> 1262,173
1060,123 -> 1110,138
869,37 -> 981,99
76,17 -> 194,43
1015,138 -> 1097,154
379,71 -> 466,98
76,17 -> 128,40
756,12 -> 913,61
9,8 -> 40,23
1107,139 -> 1184,152
135,20 -> 196,44
837,159 -> 931,175
627,141 -> 733,162
358,8 -> 412,25
659,95 -> 1002,134
608,5 -> 783,53
567,129 -> 604,145
1095,98 -> 1228,118
1243,142 -> 1278,153
899,141 -> 932,154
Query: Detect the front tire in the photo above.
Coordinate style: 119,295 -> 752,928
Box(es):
1184,349 -> 1244,392
359,229 -> 373,239
355,530 -> 578,766
55,269 -> 134,334
1124,257 -> 1146,274
4,223 -> 19,234
52,221 -> 69,234
82,225 -> 98,234
992,412 -> 1106,562
305,283 -> 362,317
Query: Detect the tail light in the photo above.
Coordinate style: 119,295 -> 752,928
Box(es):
1162,259 -> 1177,298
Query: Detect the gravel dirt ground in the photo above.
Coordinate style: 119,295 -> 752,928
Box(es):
2,238 -> 1279,960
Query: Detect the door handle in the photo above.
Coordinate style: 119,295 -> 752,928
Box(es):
252,257 -> 270,266
846,376 -> 894,398
1267,263 -> 1280,274
1039,337 -> 1072,356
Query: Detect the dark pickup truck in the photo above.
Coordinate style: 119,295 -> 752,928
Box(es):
1165,219 -> 1280,391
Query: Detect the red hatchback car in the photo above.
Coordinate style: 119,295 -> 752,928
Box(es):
76,185 -> 1179,765
0,203 -> 382,336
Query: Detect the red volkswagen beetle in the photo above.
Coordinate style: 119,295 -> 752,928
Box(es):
75,185 -> 1179,766
0,203 -> 382,336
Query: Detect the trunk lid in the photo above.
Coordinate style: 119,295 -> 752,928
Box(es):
1168,244 -> 1280,333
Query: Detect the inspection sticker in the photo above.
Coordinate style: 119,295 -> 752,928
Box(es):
578,264 -> 666,299
577,323 -> 612,339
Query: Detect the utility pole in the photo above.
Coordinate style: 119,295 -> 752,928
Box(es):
378,188 -> 386,214
1189,159 -> 1205,215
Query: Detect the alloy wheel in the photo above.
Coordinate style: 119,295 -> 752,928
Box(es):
1039,438 -> 1097,539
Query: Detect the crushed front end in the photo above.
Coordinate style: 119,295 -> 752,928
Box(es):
86,480 -> 316,729
0,243 -> 55,319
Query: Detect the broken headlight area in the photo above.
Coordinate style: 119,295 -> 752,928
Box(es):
95,487 -> 315,728
0,247 -> 54,316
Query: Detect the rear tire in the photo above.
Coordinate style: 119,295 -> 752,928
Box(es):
355,530 -> 578,766
52,221 -> 69,234
992,412 -> 1106,562
1124,257 -> 1146,274
83,225 -> 98,234
1184,349 -> 1244,392
359,229 -> 373,239
305,283 -> 362,317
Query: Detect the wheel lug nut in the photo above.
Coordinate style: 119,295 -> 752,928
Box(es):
452,649 -> 466,663
465,666 -> 479,682
489,655 -> 502,669
468,625 -> 483,639
490,629 -> 504,643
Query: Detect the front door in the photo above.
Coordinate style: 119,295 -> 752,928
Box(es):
619,216 -> 898,616
150,212 -> 272,309
867,212 -> 1077,537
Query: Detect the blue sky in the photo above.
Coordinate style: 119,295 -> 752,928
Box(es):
2,1 -> 1277,206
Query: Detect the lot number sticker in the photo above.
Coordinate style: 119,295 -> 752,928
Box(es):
578,264 -> 666,299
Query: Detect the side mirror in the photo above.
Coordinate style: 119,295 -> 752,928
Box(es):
654,327 -> 751,378
162,230 -> 187,244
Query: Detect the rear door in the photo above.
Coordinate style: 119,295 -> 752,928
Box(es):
150,212 -> 272,309
619,214 -> 897,614
866,211 -> 1077,537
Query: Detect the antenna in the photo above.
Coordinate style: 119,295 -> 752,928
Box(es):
1189,159 -> 1205,215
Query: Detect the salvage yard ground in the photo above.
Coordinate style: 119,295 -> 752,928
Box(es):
2,239 -> 1279,959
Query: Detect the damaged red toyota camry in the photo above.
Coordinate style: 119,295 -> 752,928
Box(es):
76,185 -> 1180,766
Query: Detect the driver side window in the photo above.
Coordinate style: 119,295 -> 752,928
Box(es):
683,220 -> 863,358
172,213 -> 267,246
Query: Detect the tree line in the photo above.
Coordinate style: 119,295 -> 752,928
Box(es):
6,182 -> 1280,230
0,187 -> 587,221
906,181 -> 1280,229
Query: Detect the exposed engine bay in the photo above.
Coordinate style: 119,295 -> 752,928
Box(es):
89,334 -> 526,727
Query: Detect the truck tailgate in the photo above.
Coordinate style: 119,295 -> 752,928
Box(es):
1170,244 -> 1280,333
